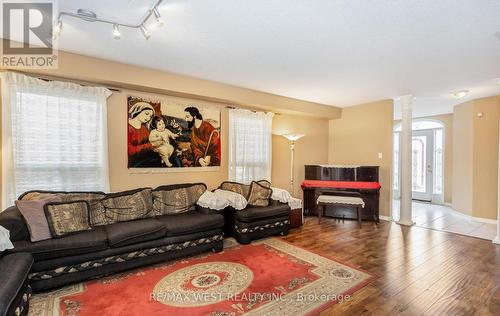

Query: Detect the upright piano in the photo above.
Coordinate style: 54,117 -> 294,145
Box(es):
302,165 -> 381,222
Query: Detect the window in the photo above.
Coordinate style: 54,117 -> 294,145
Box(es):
1,72 -> 111,207
228,109 -> 274,183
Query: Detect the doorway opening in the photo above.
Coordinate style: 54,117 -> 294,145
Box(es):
393,120 -> 445,204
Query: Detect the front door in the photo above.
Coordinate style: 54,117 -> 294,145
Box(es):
412,129 -> 434,201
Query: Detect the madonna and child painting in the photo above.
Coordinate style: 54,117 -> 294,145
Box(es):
127,95 -> 221,169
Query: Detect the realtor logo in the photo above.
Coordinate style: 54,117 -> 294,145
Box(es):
1,0 -> 58,69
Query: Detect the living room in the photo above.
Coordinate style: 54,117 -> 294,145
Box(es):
0,1 -> 499,315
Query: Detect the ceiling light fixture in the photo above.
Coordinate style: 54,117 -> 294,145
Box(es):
451,90 -> 469,99
54,0 -> 163,40
112,24 -> 121,40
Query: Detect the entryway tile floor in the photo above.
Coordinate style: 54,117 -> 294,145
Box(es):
392,200 -> 497,241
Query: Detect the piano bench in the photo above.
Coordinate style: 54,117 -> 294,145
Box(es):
316,195 -> 365,228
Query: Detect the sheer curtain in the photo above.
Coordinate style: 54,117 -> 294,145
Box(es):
1,72 -> 112,208
228,109 -> 274,183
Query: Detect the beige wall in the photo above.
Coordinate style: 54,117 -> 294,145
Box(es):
328,100 -> 394,217
3,50 -> 341,119
472,96 -> 499,219
452,96 -> 499,220
394,113 -> 454,204
452,102 -> 474,215
1,51 -> 335,198
272,115 -> 330,197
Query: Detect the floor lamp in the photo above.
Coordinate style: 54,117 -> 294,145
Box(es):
282,134 -> 305,196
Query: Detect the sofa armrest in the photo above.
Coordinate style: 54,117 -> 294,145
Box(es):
0,207 -> 29,242
0,252 -> 33,316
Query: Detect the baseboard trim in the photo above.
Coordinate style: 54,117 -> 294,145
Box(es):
446,208 -> 497,225
379,215 -> 392,222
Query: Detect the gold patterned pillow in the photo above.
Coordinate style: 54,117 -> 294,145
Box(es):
89,201 -> 107,226
219,182 -> 251,199
44,201 -> 91,237
247,181 -> 272,207
19,190 -> 106,202
101,188 -> 153,224
153,184 -> 206,216
256,180 -> 271,188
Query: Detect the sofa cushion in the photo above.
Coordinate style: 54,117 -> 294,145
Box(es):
247,181 -> 272,207
156,212 -> 224,237
12,227 -> 108,261
105,219 -> 166,248
0,252 -> 33,316
152,183 -> 206,216
101,188 -> 153,224
18,190 -> 106,202
219,181 -> 251,199
15,196 -> 61,242
235,204 -> 291,223
44,201 -> 91,237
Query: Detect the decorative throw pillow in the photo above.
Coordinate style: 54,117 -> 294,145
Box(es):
196,190 -> 230,210
213,189 -> 248,210
15,196 -> 62,242
153,184 -> 206,215
19,190 -> 105,202
247,181 -> 272,207
257,180 -> 272,188
101,188 -> 153,224
219,182 -> 251,199
89,200 -> 107,226
44,201 -> 91,237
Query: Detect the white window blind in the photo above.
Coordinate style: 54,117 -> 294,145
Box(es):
228,109 -> 274,183
1,72 -> 111,208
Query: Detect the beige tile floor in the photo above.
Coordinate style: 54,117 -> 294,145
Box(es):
392,199 -> 497,240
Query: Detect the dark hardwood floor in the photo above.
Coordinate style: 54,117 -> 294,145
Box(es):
282,216 -> 500,316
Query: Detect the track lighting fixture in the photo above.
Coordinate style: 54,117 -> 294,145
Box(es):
140,25 -> 151,40
54,0 -> 163,40
112,24 -> 121,40
53,19 -> 62,38
153,7 -> 164,27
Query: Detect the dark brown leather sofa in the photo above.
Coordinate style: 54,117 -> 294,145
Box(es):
0,252 -> 32,316
0,183 -> 224,293
218,181 -> 291,244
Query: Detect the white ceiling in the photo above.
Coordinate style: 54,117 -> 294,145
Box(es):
26,1 -> 500,117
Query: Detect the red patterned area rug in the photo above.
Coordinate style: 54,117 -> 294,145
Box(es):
29,238 -> 374,316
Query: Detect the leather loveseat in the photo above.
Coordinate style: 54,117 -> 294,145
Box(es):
218,181 -> 291,244
0,183 -> 224,292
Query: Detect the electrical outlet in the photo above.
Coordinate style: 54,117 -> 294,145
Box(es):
378,152 -> 383,159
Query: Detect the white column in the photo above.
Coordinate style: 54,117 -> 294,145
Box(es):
493,121 -> 500,244
398,95 -> 415,226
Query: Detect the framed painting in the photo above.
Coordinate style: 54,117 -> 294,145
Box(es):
127,95 -> 221,169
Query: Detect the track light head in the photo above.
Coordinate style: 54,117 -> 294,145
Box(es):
140,25 -> 151,40
112,24 -> 121,40
53,19 -> 62,38
153,7 -> 164,27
